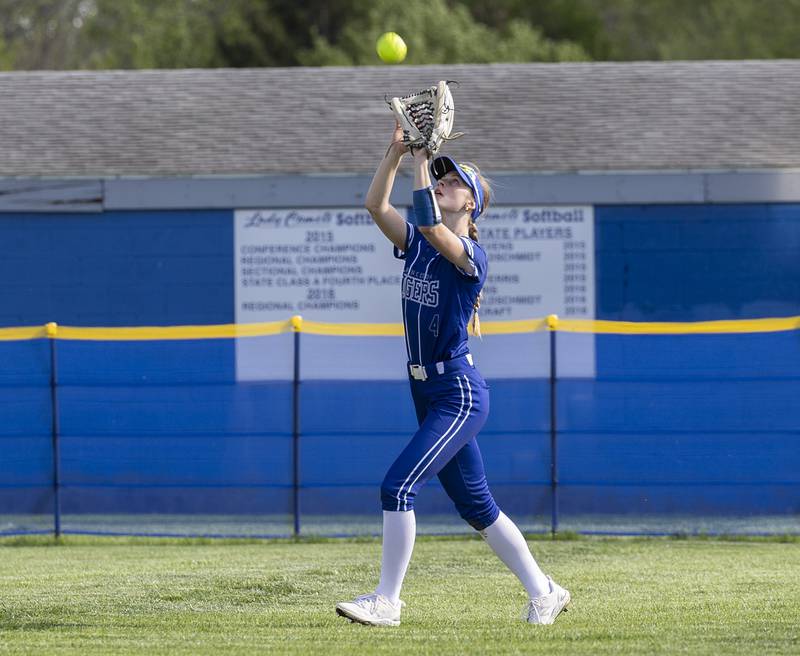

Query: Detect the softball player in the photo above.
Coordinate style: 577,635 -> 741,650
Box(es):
336,124 -> 570,627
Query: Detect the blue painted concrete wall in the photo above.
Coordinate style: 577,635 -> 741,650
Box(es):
595,204 -> 800,320
1,203 -> 798,531
2,333 -> 797,526
0,339 -> 53,519
0,210 -> 233,327
1,204 -> 798,327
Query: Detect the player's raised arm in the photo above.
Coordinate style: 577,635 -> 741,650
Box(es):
364,122 -> 410,252
411,149 -> 474,271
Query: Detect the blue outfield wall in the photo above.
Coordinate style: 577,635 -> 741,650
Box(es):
595,204 -> 800,320
558,330 -> 800,518
299,378 -> 552,523
55,338 -> 293,518
0,204 -> 798,327
0,210 -> 233,327
0,330 -> 797,531
0,340 -> 53,522
0,203 -> 799,532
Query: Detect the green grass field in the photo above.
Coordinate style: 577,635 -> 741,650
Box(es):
1,535 -> 798,655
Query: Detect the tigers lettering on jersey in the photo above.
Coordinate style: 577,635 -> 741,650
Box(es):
402,272 -> 440,307
395,220 -> 487,365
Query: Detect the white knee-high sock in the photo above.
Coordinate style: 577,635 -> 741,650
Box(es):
374,510 -> 416,604
480,511 -> 550,598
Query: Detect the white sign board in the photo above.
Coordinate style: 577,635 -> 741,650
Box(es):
235,208 -> 403,323
475,206 -> 595,321
234,207 -> 595,379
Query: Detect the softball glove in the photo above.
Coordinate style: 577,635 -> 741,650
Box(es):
389,80 -> 464,156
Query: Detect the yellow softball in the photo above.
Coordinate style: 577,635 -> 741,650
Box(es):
376,32 -> 407,64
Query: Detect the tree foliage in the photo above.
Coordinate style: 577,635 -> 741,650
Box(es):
0,0 -> 91,69
295,0 -> 588,66
596,0 -> 800,61
0,0 -> 798,70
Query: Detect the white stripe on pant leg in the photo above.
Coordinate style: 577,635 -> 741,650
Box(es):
400,375 -> 475,511
396,376 -> 467,511
404,376 -> 474,503
397,376 -> 465,511
400,375 -> 466,511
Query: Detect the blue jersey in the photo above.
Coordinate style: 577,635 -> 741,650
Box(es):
394,222 -> 488,365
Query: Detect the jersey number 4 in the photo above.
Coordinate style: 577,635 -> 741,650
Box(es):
429,314 -> 440,337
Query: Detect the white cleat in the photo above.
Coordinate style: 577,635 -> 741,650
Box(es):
522,576 -> 571,625
336,593 -> 405,627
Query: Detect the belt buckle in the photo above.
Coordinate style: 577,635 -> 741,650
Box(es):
409,364 -> 427,381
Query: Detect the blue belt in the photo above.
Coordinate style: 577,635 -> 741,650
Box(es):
408,353 -> 474,381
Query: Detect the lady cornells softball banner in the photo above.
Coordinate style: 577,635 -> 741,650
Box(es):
233,206 -> 595,324
235,208 -> 404,324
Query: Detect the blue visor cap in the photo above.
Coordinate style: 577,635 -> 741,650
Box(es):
430,156 -> 485,220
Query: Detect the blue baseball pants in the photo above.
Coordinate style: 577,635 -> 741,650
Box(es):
380,356 -> 500,531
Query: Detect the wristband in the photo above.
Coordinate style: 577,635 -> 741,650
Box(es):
411,186 -> 442,227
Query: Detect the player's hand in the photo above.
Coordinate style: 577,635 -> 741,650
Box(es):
411,146 -> 429,162
387,120 -> 408,157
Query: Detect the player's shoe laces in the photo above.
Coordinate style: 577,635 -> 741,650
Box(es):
522,576 -> 571,625
336,593 -> 405,627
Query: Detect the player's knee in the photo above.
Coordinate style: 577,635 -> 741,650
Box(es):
380,477 -> 415,512
457,497 -> 499,532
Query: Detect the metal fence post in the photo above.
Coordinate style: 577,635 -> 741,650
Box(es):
291,315 -> 303,537
547,315 -> 559,537
46,322 -> 62,539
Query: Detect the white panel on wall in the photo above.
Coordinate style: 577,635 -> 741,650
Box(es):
234,206 -> 596,380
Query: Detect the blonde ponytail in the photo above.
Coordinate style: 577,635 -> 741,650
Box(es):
469,293 -> 482,338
